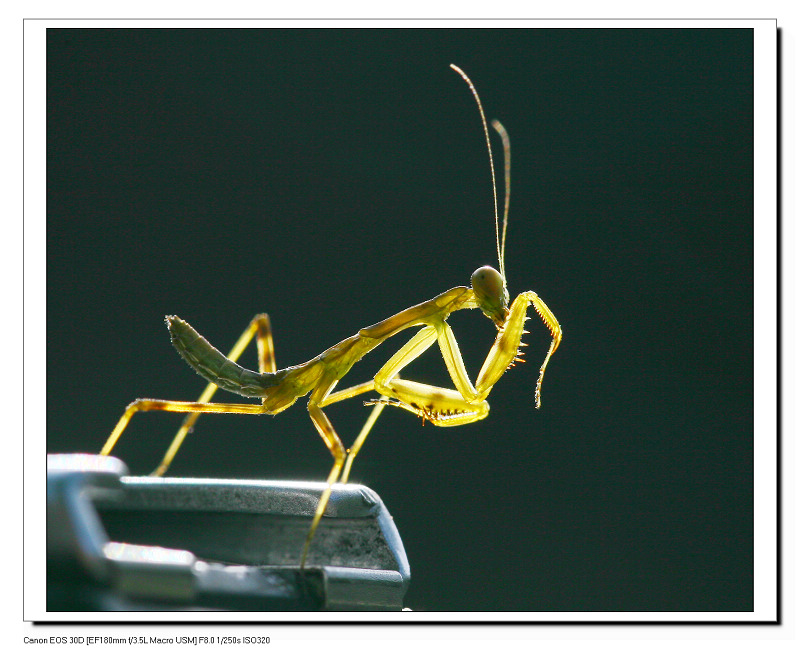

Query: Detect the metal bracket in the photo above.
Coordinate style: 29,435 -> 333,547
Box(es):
47,453 -> 410,611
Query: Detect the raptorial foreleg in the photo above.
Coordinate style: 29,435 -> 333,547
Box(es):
475,291 -> 562,408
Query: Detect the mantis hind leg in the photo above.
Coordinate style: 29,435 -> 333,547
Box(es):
99,398 -> 267,464
99,314 -> 275,475
151,314 -> 275,475
151,313 -> 275,475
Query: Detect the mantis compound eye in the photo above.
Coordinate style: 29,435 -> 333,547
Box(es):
471,265 -> 510,327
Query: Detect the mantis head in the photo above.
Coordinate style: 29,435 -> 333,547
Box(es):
471,265 -> 509,328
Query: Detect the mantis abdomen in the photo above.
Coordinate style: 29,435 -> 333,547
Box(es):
167,315 -> 282,398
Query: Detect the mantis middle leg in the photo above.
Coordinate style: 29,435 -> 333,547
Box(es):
298,330 -> 454,566
301,375 -> 348,568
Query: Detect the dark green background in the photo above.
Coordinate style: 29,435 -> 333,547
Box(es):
47,28 -> 754,612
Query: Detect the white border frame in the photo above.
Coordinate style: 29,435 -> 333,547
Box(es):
24,18 -> 778,623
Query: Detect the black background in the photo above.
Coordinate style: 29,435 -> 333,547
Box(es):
47,27 -> 754,612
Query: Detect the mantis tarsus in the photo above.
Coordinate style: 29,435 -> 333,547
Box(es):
100,64 -> 563,568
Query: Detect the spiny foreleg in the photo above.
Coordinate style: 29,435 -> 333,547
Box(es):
368,324 -> 490,426
476,291 -> 562,408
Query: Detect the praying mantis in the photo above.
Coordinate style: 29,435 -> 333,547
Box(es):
99,64 -> 563,569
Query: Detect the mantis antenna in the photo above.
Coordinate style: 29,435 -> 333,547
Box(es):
449,63 -> 509,282
490,118 -> 510,281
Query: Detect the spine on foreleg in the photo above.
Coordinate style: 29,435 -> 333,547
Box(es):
165,315 -> 280,397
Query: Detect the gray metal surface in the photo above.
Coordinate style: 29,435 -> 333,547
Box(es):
47,453 -> 410,611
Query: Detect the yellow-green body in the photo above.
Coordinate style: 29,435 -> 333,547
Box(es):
101,281 -> 561,567
98,65 -> 563,569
